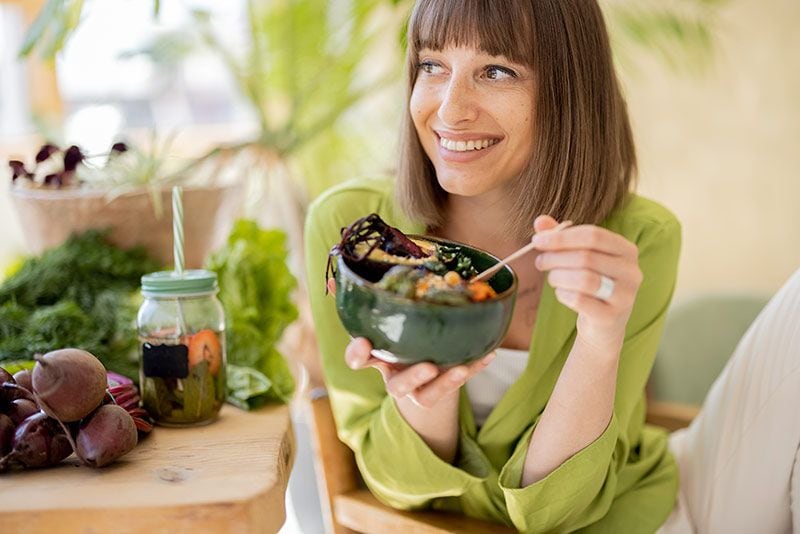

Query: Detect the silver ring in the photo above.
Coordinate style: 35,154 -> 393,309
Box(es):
594,275 -> 615,301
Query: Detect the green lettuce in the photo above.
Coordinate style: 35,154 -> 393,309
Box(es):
207,220 -> 298,408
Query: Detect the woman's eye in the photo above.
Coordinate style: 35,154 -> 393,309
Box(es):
418,61 -> 444,75
485,65 -> 517,80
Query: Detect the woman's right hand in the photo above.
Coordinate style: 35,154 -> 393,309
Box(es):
327,278 -> 495,408
344,337 -> 496,408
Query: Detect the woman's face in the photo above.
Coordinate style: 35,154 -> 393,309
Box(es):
410,45 -> 536,198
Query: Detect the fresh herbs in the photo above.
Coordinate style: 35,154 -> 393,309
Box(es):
207,220 -> 298,409
424,244 -> 477,280
0,230 -> 159,379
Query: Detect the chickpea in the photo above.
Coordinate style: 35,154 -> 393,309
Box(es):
443,271 -> 462,286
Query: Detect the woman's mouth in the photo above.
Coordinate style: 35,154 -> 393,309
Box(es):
438,136 -> 499,152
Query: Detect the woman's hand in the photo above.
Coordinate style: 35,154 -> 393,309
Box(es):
327,279 -> 495,408
344,337 -> 495,408
531,215 -> 643,353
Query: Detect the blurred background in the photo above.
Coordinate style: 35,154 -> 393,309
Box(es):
1,0 -> 798,297
0,0 -> 798,531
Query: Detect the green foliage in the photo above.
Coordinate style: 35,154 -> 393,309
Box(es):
0,230 -> 159,379
207,220 -> 298,407
19,0 -> 160,59
603,0 -> 730,75
23,300 -> 99,355
0,230 -> 157,310
105,0 -> 409,198
19,0 -> 84,60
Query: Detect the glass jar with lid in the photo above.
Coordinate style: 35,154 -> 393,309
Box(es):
137,270 -> 226,427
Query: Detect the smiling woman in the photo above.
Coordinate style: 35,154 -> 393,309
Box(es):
398,0 -> 635,242
304,0 -> 800,532
409,46 -> 535,200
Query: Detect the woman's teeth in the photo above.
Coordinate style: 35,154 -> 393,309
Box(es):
439,137 -> 498,152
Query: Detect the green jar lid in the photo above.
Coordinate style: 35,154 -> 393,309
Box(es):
141,270 -> 218,297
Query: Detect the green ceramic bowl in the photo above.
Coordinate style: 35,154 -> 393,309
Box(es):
333,236 -> 518,366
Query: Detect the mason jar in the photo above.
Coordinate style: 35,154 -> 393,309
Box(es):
137,270 -> 226,427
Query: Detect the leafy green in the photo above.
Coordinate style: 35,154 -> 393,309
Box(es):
207,220 -> 298,408
0,360 -> 36,374
225,364 -> 272,410
0,230 -> 159,379
182,360 -> 217,421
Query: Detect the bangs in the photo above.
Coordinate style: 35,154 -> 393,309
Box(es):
409,0 -> 535,67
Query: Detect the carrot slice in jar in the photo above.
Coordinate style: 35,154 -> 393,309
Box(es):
187,329 -> 223,376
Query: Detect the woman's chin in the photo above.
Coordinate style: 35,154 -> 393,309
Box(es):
436,175 -> 502,198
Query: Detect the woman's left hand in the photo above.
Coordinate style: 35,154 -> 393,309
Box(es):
531,215 -> 643,353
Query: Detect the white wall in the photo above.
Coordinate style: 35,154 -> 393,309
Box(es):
625,0 -> 800,298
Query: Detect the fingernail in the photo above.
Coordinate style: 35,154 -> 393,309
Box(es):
417,367 -> 435,380
450,368 -> 467,383
482,352 -> 496,365
556,288 -> 576,305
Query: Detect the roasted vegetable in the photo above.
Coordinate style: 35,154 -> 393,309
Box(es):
328,214 -> 436,283
333,214 -> 495,305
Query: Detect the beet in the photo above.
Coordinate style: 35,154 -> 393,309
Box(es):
0,412 -> 72,471
76,405 -> 138,468
0,368 -> 12,384
0,414 -> 13,456
7,399 -> 39,425
13,370 -> 33,392
32,348 -> 108,422
1,382 -> 33,405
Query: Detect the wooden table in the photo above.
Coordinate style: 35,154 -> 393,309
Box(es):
0,404 -> 295,533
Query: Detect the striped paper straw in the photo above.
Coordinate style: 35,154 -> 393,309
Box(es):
172,186 -> 184,276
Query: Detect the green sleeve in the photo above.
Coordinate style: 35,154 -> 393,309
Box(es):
497,217 -> 682,533
304,184 -> 490,510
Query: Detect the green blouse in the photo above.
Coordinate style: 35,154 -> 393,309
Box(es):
304,178 -> 682,533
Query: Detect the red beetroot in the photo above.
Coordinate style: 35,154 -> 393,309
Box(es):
0,412 -> 72,471
0,414 -> 13,456
0,368 -> 12,384
76,405 -> 138,468
7,399 -> 39,425
32,349 -> 107,422
13,370 -> 33,392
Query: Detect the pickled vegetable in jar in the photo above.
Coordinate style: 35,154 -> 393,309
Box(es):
137,270 -> 226,427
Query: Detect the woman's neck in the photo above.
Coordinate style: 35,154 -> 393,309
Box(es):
433,193 -> 529,257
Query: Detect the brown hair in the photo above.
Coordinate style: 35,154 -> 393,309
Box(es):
396,0 -> 637,241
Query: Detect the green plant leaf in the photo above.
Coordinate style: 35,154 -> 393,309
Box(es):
18,0 -> 62,58
207,220 -> 298,408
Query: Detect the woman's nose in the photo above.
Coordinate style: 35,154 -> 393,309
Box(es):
437,76 -> 479,126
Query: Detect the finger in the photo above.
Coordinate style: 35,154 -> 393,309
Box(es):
411,365 -> 470,407
547,269 -> 620,298
533,214 -> 558,234
554,287 -> 610,316
532,225 -> 638,258
535,249 -> 633,278
410,352 -> 495,407
385,363 -> 440,398
326,278 -> 336,295
344,337 -> 375,370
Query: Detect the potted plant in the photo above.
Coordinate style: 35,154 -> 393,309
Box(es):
7,140 -> 245,269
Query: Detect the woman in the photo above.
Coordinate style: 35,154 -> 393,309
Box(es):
305,1 -> 800,532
